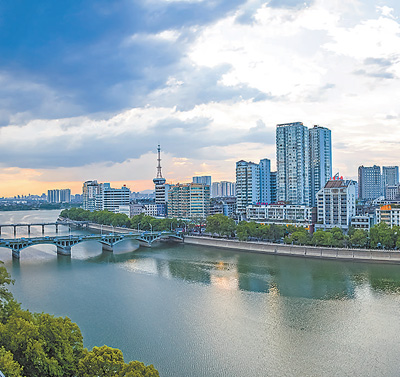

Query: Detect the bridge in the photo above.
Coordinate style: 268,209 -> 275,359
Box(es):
0,220 -> 89,236
0,231 -> 183,259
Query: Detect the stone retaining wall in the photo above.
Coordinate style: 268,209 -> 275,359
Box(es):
184,236 -> 400,264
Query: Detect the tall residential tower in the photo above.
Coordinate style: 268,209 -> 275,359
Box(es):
276,122 -> 310,206
309,125 -> 332,206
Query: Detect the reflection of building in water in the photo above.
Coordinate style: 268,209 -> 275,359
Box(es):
210,261 -> 239,291
273,258 -> 356,300
237,259 -> 271,293
167,259 -> 211,285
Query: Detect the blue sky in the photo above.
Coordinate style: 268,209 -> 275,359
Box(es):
0,0 -> 399,194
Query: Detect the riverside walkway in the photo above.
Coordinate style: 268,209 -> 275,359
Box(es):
0,230 -> 183,259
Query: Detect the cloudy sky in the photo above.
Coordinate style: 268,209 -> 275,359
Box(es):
0,0 -> 399,196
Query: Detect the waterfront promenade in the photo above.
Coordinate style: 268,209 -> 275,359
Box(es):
184,235 -> 400,264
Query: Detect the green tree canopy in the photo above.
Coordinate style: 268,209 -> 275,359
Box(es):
0,346 -> 23,377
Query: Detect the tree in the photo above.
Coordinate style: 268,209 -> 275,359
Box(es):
289,230 -> 309,245
77,345 -> 125,377
330,227 -> 346,247
312,230 -> 333,246
370,222 -> 395,249
0,263 -> 14,303
236,221 -> 249,241
350,229 -> 368,248
0,346 -> 23,377
119,361 -> 160,377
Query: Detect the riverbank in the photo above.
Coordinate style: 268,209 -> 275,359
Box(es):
184,236 -> 400,264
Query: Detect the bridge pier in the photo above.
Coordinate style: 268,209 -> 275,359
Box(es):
137,239 -> 152,247
56,245 -> 71,256
12,248 -> 20,259
101,242 -> 114,252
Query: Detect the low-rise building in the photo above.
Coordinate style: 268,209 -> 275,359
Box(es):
144,204 -> 159,217
246,203 -> 312,226
385,185 -> 400,201
130,204 -> 145,217
376,204 -> 400,228
350,215 -> 371,231
116,205 -> 130,217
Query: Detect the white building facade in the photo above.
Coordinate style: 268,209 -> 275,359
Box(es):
376,205 -> 400,227
316,179 -> 356,231
236,160 -> 260,215
246,203 -> 312,225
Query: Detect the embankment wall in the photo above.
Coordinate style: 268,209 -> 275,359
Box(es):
184,236 -> 400,264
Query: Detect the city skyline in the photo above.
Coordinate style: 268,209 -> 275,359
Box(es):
1,0 -> 400,196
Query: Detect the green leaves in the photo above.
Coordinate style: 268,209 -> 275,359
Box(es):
77,346 -> 160,377
206,214 -> 236,237
0,346 -> 23,377
77,346 -> 124,377
0,261 -> 160,377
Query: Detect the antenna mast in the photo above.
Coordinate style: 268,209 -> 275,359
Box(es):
156,144 -> 163,178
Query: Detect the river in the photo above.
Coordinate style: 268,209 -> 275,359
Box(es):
1,210 -> 400,376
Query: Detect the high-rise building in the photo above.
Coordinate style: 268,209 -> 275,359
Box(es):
83,181 -> 100,211
236,160 -> 260,215
193,176 -> 212,187
98,183 -> 130,213
83,181 -> 130,213
153,145 -> 167,216
167,183 -> 210,219
211,181 -> 236,198
259,158 -> 271,204
382,166 -> 399,188
316,179 -> 356,231
309,125 -> 332,206
47,189 -> 60,203
270,171 -> 277,203
276,122 -> 310,206
47,189 -> 71,203
60,189 -> 71,203
358,165 -> 382,200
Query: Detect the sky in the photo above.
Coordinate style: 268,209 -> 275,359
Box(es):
0,0 -> 399,196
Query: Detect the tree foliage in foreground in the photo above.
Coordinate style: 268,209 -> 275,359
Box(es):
0,262 -> 159,377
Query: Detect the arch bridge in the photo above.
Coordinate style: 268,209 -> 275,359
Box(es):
0,231 -> 183,259
0,220 -> 89,237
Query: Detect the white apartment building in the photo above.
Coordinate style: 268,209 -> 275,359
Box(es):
350,215 -> 371,231
316,179 -> 356,231
236,160 -> 260,215
82,180 -> 100,211
376,205 -> 400,227
82,181 -> 130,213
246,203 -> 312,225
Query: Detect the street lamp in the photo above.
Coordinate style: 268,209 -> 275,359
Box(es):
150,223 -> 153,233
138,223 -> 141,232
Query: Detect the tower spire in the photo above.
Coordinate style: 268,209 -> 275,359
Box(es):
156,144 -> 163,178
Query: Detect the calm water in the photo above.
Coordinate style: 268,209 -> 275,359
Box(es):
1,210 -> 400,376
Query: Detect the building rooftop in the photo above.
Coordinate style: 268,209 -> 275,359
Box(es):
324,180 -> 350,188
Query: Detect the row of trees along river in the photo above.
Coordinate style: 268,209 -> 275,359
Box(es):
61,209 -> 400,250
0,263 -> 159,377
